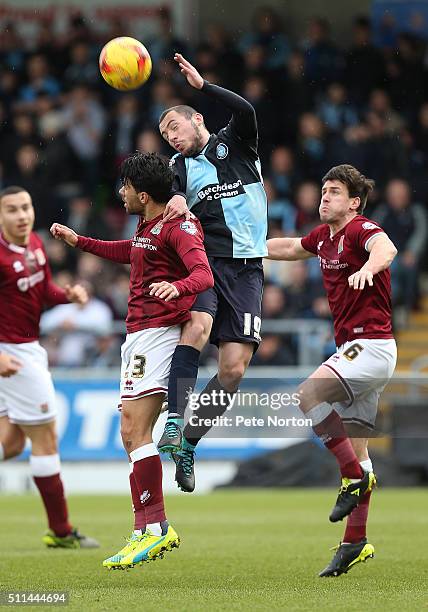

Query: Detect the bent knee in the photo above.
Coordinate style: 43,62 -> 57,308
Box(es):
181,318 -> 212,347
219,364 -> 246,391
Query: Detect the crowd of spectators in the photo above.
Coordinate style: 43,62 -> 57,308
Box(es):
1,6 -> 427,367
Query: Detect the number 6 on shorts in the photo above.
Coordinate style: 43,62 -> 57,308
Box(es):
343,343 -> 364,361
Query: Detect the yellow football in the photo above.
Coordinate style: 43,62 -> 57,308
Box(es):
99,37 -> 152,91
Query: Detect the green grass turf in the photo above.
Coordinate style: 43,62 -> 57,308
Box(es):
0,489 -> 427,611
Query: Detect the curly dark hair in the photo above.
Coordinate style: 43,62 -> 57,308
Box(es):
120,152 -> 173,203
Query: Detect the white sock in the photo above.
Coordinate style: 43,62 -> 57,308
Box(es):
133,529 -> 143,536
360,458 -> 373,473
0,443 -> 4,461
30,454 -> 61,477
130,443 -> 158,463
146,522 -> 162,536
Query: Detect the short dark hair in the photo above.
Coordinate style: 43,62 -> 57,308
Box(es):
159,104 -> 198,125
120,152 -> 173,203
322,164 -> 375,213
0,185 -> 28,205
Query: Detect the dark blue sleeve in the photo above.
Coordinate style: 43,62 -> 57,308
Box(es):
170,154 -> 187,200
201,81 -> 258,145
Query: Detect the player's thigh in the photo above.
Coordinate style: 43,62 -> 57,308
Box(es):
180,309 -> 214,350
210,258 -> 263,348
20,420 -> 58,455
0,415 -> 26,458
296,364 -> 350,412
120,325 -> 181,402
121,394 -> 164,442
0,342 -> 57,427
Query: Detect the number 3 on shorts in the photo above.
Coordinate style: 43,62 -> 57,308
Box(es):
243,313 -> 261,340
343,343 -> 364,361
131,354 -> 146,378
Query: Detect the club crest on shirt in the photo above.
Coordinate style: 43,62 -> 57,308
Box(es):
180,221 -> 197,235
151,222 -> 163,235
13,261 -> 24,273
338,235 -> 344,254
216,143 -> 228,159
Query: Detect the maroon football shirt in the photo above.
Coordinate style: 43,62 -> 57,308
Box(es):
77,215 -> 213,333
301,215 -> 394,347
0,232 -> 68,343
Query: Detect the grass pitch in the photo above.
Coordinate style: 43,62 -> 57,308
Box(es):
1,489 -> 427,611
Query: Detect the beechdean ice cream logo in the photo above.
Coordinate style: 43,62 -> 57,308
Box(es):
216,143 -> 228,159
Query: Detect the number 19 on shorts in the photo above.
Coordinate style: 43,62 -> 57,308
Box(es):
243,313 -> 261,340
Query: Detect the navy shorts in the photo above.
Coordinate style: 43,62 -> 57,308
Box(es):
192,257 -> 264,349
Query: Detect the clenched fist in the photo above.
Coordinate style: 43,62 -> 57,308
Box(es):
50,223 -> 78,247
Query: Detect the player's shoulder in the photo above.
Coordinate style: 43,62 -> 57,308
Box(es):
169,152 -> 185,167
164,216 -> 203,237
347,215 -> 383,235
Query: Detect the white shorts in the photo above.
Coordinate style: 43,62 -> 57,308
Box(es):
0,341 -> 57,425
323,338 -> 397,429
120,326 -> 181,402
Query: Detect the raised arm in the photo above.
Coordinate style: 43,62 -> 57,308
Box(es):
174,53 -> 256,140
51,223 -> 131,264
266,237 -> 314,261
201,81 -> 256,140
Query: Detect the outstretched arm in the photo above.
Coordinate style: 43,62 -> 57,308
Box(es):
51,223 -> 132,264
174,53 -> 256,140
348,233 -> 397,290
266,237 -> 314,261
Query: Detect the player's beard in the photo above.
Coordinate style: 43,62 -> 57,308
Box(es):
183,122 -> 207,157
